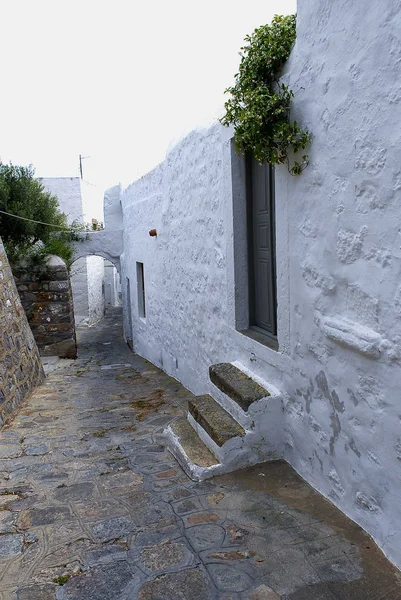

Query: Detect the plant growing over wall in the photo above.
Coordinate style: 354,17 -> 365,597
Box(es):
0,162 -> 84,268
220,14 -> 311,175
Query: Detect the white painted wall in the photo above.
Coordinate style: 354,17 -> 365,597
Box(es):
118,0 -> 401,569
277,0 -> 401,568
104,260 -> 121,307
70,256 -> 89,325
87,255 -> 105,325
80,179 -> 104,224
40,177 -> 84,225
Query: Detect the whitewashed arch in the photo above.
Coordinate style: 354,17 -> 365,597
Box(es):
72,230 -> 123,273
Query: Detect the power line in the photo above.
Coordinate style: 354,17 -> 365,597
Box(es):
0,209 -> 73,230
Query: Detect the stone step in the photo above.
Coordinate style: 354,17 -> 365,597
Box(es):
166,417 -> 222,481
209,363 -> 270,412
188,395 -> 245,447
169,418 -> 220,468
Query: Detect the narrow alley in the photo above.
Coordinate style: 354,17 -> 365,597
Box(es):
0,309 -> 400,599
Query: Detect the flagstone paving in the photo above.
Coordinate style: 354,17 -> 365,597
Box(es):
0,308 -> 400,599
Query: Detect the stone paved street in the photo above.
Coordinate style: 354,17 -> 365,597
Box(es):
0,309 -> 400,599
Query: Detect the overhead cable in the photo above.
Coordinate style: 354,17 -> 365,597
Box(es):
0,209 -> 73,231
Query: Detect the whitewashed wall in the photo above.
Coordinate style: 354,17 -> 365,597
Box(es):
87,255 -> 105,325
80,179 -> 104,224
278,0 -> 401,569
70,256 -> 89,325
40,177 -> 83,224
104,260 -> 121,307
119,0 -> 401,568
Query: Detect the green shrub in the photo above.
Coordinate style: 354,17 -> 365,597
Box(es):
220,14 -> 311,175
0,162 -> 82,268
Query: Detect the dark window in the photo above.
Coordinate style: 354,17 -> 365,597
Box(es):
136,262 -> 146,318
126,277 -> 133,347
247,156 -> 277,338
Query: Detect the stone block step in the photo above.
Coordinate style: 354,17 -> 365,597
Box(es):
188,395 -> 245,447
169,418 -> 220,468
209,363 -> 269,412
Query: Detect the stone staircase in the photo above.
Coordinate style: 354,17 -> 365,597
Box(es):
165,361 -> 284,481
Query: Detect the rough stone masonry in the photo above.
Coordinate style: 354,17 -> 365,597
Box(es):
12,255 -> 77,359
0,237 -> 44,428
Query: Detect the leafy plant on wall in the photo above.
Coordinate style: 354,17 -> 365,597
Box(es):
220,14 -> 311,175
0,162 -> 90,269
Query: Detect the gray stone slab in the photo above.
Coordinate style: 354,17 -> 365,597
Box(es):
209,363 -> 269,411
29,506 -> 73,526
170,418 -> 220,467
82,544 -> 128,568
185,523 -> 226,551
41,357 -> 61,375
100,364 -> 131,370
134,502 -> 175,527
53,482 -> 97,503
137,568 -> 211,600
0,510 -> 17,533
0,493 -> 20,507
0,444 -> 22,458
207,563 -> 252,592
132,524 -> 181,548
91,516 -> 136,542
17,584 -> 58,599
248,585 -> 281,600
163,486 -> 194,502
138,444 -> 165,453
0,533 -> 24,556
283,583 -> 336,599
137,542 -> 193,572
172,497 -> 204,515
59,561 -> 133,600
312,555 -> 363,583
24,444 -> 49,455
188,395 -> 244,446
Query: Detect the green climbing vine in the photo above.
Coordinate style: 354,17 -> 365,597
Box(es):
220,14 -> 311,175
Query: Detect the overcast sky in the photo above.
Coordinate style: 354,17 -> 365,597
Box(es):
1,0 -> 296,197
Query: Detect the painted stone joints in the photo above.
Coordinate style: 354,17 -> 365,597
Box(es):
0,238 -> 45,428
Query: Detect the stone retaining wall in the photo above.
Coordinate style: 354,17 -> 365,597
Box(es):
13,256 -> 77,358
0,238 -> 45,428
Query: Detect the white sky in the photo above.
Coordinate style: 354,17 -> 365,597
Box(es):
0,0 -> 296,200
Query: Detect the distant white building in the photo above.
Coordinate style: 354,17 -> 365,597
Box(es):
40,177 -> 120,326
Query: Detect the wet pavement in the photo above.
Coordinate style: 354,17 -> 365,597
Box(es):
0,308 -> 400,599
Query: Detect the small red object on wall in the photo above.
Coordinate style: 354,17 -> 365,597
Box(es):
149,229 -> 157,237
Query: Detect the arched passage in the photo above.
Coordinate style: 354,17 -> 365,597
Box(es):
72,230 -> 123,275
70,254 -> 121,327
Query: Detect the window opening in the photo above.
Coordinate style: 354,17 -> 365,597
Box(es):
136,262 -> 146,318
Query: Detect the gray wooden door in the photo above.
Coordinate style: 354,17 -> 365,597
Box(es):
248,157 -> 277,336
126,277 -> 133,347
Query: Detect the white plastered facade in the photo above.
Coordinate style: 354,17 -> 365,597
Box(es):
108,0 -> 401,570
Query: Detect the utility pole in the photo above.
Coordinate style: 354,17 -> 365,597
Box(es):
79,154 -> 90,179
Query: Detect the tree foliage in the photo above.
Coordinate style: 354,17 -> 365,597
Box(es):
0,163 -> 78,267
220,14 -> 311,175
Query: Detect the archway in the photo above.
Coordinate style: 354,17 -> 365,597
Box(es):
70,255 -> 121,328
71,229 -> 123,275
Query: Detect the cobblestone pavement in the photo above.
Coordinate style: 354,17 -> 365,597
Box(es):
0,309 -> 400,599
